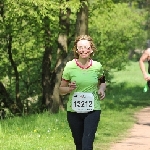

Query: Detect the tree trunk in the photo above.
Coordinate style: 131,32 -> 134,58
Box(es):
50,5 -> 72,113
0,82 -> 13,107
0,0 -> 4,17
7,34 -> 23,114
0,1 -> 20,116
42,16 -> 53,110
75,0 -> 88,36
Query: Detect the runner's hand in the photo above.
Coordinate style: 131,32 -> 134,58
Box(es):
68,81 -> 77,92
98,89 -> 105,100
144,73 -> 150,81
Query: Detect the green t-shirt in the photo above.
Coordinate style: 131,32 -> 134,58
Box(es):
62,59 -> 104,112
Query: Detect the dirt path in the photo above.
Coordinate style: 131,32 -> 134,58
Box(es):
110,107 -> 150,150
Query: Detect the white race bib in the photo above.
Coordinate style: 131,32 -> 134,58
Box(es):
72,92 -> 94,113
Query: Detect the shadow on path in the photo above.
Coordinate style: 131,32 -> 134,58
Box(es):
103,82 -> 150,110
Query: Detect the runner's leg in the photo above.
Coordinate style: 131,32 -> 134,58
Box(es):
82,110 -> 101,150
67,112 -> 84,150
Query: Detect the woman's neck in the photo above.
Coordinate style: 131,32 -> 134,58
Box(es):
78,58 -> 90,65
75,58 -> 92,69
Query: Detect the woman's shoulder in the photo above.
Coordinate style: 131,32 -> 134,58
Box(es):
65,59 -> 76,67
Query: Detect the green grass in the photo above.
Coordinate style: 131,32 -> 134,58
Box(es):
0,112 -> 74,150
1,61 -> 150,150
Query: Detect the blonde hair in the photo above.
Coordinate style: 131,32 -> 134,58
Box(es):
73,35 -> 97,58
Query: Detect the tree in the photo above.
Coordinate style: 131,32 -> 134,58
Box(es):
89,2 -> 147,71
75,0 -> 88,36
49,1 -> 71,112
41,16 -> 53,110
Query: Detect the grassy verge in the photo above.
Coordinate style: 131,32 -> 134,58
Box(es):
1,61 -> 150,150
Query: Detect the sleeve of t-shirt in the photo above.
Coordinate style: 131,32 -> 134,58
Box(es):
61,62 -> 71,82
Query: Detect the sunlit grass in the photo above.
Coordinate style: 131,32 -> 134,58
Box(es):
0,112 -> 74,150
1,61 -> 150,150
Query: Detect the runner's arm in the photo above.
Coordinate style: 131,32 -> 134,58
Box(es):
59,80 -> 76,95
139,51 -> 148,77
98,76 -> 106,100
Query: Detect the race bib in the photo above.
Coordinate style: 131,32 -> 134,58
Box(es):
72,92 -> 94,113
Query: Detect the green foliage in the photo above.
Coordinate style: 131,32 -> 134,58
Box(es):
0,0 -> 82,114
1,0 -> 60,103
89,3 -> 147,72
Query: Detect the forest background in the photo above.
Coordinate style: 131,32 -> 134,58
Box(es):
0,0 -> 150,118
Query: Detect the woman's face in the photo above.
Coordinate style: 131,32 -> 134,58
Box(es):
76,40 -> 93,59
